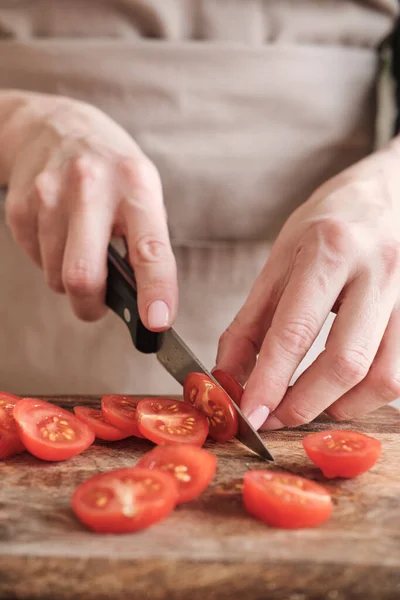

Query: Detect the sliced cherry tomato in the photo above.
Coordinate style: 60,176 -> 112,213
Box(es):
73,406 -> 130,441
72,466 -> 178,533
137,398 -> 209,446
183,373 -> 238,443
0,392 -> 24,458
212,369 -> 244,405
101,395 -> 144,438
13,399 -> 95,461
243,470 -> 332,529
137,444 -> 217,503
302,430 -> 382,479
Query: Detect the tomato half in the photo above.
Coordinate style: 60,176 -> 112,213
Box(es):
137,398 -> 209,446
13,399 -> 95,461
243,470 -> 333,529
302,430 -> 382,479
72,466 -> 178,533
183,373 -> 238,443
212,369 -> 244,405
73,406 -> 130,441
0,392 -> 24,459
137,444 -> 217,503
101,395 -> 144,438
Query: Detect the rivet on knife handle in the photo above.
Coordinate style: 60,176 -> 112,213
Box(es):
106,244 -> 162,354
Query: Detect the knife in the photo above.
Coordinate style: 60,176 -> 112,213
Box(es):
106,243 -> 273,461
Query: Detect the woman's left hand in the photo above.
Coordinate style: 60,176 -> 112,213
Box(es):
215,142 -> 400,430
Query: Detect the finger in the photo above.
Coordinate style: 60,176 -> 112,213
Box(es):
120,157 -> 178,331
36,171 -> 67,293
5,186 -> 42,267
240,240 -> 349,429
265,271 -> 396,430
62,157 -> 113,321
326,309 -> 400,420
215,242 -> 290,386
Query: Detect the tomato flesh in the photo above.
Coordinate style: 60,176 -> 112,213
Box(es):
0,392 -> 24,458
137,398 -> 209,446
13,399 -> 95,461
302,430 -> 382,478
73,406 -> 130,441
243,470 -> 333,529
101,395 -> 144,438
137,444 -> 217,504
72,467 -> 178,533
212,369 -> 244,405
184,373 -> 238,443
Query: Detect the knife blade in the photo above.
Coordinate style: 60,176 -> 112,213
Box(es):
106,243 -> 273,461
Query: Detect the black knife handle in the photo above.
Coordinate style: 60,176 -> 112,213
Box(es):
106,244 -> 162,354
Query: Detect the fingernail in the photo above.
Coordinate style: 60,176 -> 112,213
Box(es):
246,405 -> 270,431
261,416 -> 285,431
147,300 -> 170,330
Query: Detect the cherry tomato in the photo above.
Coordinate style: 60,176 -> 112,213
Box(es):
137,398 -> 209,446
212,369 -> 244,405
183,373 -> 238,443
0,392 -> 24,459
137,444 -> 217,503
73,406 -> 130,442
302,430 -> 382,479
243,470 -> 333,529
72,466 -> 178,533
101,395 -> 144,438
13,399 -> 95,461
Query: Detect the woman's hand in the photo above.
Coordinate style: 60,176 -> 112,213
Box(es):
3,92 -> 177,328
216,143 -> 400,429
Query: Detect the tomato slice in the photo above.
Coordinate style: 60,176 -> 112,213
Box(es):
72,466 -> 178,533
13,399 -> 95,461
243,470 -> 333,529
183,373 -> 238,443
212,369 -> 244,405
137,444 -> 217,504
73,406 -> 130,441
137,398 -> 209,446
101,395 -> 144,438
0,392 -> 24,458
302,430 -> 382,479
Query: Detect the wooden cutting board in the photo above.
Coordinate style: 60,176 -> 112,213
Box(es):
0,397 -> 399,600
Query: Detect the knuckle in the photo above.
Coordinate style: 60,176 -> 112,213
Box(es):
330,348 -> 371,387
283,398 -> 317,427
380,240 -> 400,279
63,261 -> 104,297
370,366 -> 400,402
132,234 -> 172,266
275,316 -> 318,357
120,156 -> 161,193
325,404 -> 353,422
70,155 -> 102,187
306,217 -> 355,268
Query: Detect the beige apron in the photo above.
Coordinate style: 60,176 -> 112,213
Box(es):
0,0 -> 397,395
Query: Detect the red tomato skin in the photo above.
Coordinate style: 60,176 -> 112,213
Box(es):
137,444 -> 217,504
302,430 -> 382,478
14,399 -> 95,461
183,373 -> 238,443
137,398 -> 209,447
212,369 -> 244,405
243,471 -> 333,529
73,406 -> 130,441
101,395 -> 144,438
0,392 -> 24,458
72,467 -> 178,533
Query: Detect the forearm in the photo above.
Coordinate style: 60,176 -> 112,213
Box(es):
0,90 -> 62,185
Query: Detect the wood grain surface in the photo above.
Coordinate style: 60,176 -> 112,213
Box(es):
0,397 -> 399,600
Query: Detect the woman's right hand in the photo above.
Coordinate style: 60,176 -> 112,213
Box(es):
4,94 -> 177,328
